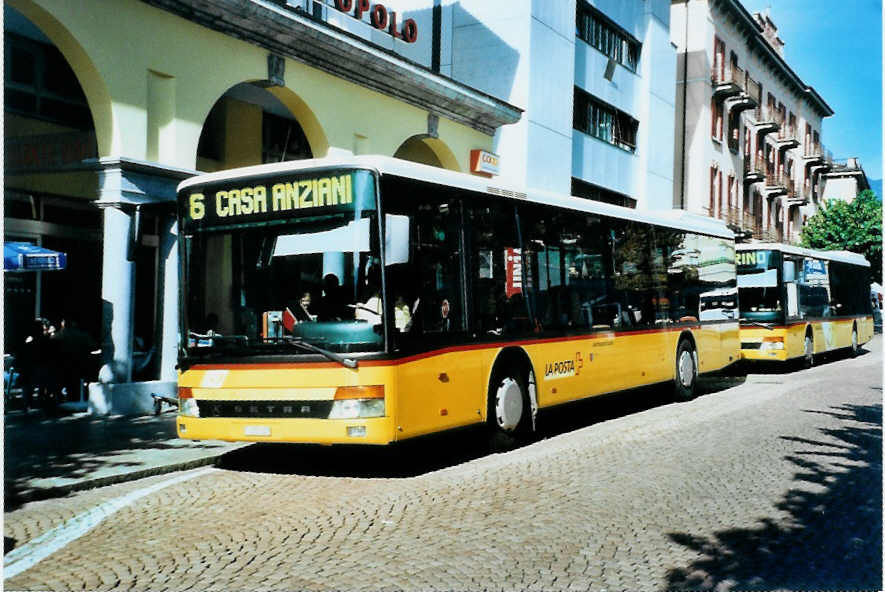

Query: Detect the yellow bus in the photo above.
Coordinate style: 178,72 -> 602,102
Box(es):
737,243 -> 874,366
175,156 -> 739,446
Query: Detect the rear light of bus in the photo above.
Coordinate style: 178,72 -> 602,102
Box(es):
178,387 -> 200,418
329,385 -> 385,419
760,336 -> 785,351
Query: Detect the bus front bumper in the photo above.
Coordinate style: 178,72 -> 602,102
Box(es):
739,347 -> 790,362
177,415 -> 397,445
740,327 -> 792,362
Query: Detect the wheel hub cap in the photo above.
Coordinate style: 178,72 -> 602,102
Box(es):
678,351 -> 694,387
495,378 -> 523,432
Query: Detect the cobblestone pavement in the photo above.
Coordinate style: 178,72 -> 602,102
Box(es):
5,339 -> 881,591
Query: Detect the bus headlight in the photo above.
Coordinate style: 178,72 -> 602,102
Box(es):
328,399 -> 385,419
179,387 -> 200,417
760,337 -> 785,351
328,385 -> 385,419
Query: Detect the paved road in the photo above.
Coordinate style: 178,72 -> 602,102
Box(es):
5,339 -> 881,591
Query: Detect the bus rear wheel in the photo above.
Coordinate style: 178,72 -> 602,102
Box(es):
673,339 -> 698,401
488,367 -> 531,450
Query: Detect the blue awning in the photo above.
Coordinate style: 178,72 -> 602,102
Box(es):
3,242 -> 67,272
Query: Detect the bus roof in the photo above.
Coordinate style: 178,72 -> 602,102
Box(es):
736,242 -> 870,267
177,155 -> 734,239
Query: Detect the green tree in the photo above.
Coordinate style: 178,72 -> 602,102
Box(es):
800,189 -> 882,283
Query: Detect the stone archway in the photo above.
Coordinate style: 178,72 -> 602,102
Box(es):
394,135 -> 460,171
195,82 -> 329,171
7,0 -> 113,157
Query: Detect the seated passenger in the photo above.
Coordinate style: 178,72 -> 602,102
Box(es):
394,296 -> 412,332
315,274 -> 347,321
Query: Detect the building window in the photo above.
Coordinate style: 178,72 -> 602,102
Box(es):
711,99 -> 723,141
576,2 -> 641,72
4,33 -> 93,130
574,88 -> 638,152
712,36 -> 726,81
571,178 -> 637,208
709,166 -> 722,216
728,110 -> 740,152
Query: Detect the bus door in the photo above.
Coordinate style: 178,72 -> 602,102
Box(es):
607,220 -> 669,387
797,256 -> 836,352
384,190 -> 482,437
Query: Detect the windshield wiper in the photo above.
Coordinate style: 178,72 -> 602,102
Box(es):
268,336 -> 358,369
189,331 -> 250,343
739,319 -> 775,330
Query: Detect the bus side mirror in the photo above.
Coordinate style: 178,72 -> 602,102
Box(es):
783,261 -> 796,283
385,214 -> 410,265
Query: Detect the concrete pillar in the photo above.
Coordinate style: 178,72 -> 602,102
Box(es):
158,216 -> 179,382
99,204 -> 135,383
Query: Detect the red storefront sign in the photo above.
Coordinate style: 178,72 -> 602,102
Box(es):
334,0 -> 418,42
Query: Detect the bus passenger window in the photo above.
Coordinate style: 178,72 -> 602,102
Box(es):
467,203 -> 525,336
384,190 -> 465,340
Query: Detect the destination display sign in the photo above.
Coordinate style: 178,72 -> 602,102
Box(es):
181,170 -> 375,229
736,249 -> 775,271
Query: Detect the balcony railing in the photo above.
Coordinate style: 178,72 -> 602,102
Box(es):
754,105 -> 779,125
758,229 -> 780,243
804,144 -> 823,158
702,205 -> 743,227
778,124 -> 797,142
712,65 -> 745,87
745,76 -> 761,104
804,142 -> 831,161
765,171 -> 785,188
744,155 -> 767,177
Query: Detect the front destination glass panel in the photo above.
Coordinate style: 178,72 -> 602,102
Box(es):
180,169 -> 384,357
737,249 -> 783,323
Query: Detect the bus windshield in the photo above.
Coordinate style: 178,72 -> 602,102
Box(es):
180,169 -> 384,357
737,249 -> 782,323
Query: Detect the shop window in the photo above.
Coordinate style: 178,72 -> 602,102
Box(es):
262,111 -> 312,163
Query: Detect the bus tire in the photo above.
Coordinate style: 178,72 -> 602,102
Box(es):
802,330 -> 814,369
487,365 -> 531,450
673,338 -> 698,401
850,324 -> 859,357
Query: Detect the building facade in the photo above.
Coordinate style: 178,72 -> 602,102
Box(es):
432,0 -> 677,209
821,157 -> 871,203
671,0 -> 834,244
3,0 -> 520,412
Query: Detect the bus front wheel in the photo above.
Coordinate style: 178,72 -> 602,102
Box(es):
673,339 -> 698,401
488,367 -> 531,449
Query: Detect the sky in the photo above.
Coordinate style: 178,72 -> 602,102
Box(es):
740,0 -> 883,181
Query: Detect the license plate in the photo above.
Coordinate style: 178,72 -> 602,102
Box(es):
244,425 -> 271,436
